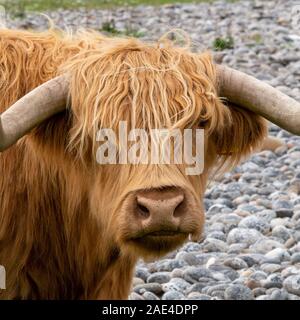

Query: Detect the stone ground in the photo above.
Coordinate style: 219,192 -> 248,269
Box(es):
4,0 -> 300,300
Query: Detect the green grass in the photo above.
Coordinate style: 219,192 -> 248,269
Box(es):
100,20 -> 145,37
213,36 -> 234,51
0,0 -> 216,12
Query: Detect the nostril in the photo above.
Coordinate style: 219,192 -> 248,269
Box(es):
135,190 -> 185,220
137,203 -> 150,218
173,198 -> 185,218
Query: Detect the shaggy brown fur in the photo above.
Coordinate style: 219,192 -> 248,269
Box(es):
0,28 -> 267,299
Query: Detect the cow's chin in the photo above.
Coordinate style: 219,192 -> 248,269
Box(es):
124,232 -> 190,259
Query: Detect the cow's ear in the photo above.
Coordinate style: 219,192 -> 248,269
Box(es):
212,102 -> 268,159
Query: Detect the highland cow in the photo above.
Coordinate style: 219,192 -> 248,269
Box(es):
0,28 -> 299,299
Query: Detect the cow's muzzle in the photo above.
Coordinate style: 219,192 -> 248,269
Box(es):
119,187 -> 203,255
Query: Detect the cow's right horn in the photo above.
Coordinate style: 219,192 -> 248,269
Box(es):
216,65 -> 300,136
0,75 -> 69,152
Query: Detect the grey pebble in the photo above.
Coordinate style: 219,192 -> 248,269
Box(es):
261,274 -> 283,289
260,263 -> 283,274
176,252 -> 202,266
208,264 -> 240,281
187,293 -> 211,300
147,272 -> 171,284
134,283 -> 163,295
155,259 -> 188,272
224,257 -> 248,270
135,268 -> 150,281
162,291 -> 185,300
224,285 -> 254,300
283,275 -> 300,295
291,253 -> 300,264
249,239 -> 284,254
227,243 -> 249,254
239,254 -> 266,267
162,278 -> 190,293
265,248 -> 290,263
203,238 -> 229,252
250,270 -> 268,281
256,210 -> 277,223
256,295 -> 271,300
227,228 -> 263,245
271,225 -> 291,242
238,216 -> 270,234
129,292 -> 145,300
185,282 -> 213,295
202,284 -> 229,296
142,292 -> 160,300
252,287 -> 266,297
269,289 -> 289,300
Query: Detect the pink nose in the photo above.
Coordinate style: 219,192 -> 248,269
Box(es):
134,188 -> 186,229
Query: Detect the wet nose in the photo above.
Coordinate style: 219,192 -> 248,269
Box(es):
135,188 -> 186,227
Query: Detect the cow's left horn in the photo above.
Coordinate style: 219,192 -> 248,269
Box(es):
216,65 -> 300,135
0,75 -> 68,152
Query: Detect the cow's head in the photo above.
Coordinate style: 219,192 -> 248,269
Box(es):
1,35 -> 299,259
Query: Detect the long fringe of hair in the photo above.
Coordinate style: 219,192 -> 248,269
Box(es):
0,27 -> 266,170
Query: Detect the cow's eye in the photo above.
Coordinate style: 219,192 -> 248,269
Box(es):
199,120 -> 208,128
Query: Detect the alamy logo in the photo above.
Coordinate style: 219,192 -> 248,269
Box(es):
292,5 -> 300,28
0,265 -> 5,289
96,122 -> 204,175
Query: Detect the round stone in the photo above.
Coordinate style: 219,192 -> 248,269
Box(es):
252,287 -> 266,297
224,285 -> 254,300
135,268 -> 151,281
269,289 -> 289,300
142,292 -> 160,300
162,278 -> 190,293
261,274 -> 283,289
239,254 -> 266,267
207,204 -> 228,216
187,292 -> 211,300
273,200 -> 294,218
265,248 -> 290,263
129,292 -> 145,300
227,228 -> 263,245
238,216 -> 270,234
283,275 -> 300,296
183,267 -> 213,283
147,272 -> 171,284
281,266 -> 300,278
176,252 -> 201,266
162,291 -> 185,300
245,279 -> 261,290
208,264 -> 239,281
250,270 -> 268,281
227,243 -> 249,254
291,253 -> 300,264
132,277 -> 145,286
155,259 -> 188,272
271,225 -> 291,242
260,263 -> 283,274
256,210 -> 276,222
134,283 -> 163,295
206,231 -> 226,241
249,239 -> 284,254
224,257 -> 248,270
203,238 -> 228,252
256,294 -> 271,300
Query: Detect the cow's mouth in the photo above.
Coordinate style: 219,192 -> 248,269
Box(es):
144,230 -> 180,237
129,230 -> 188,254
